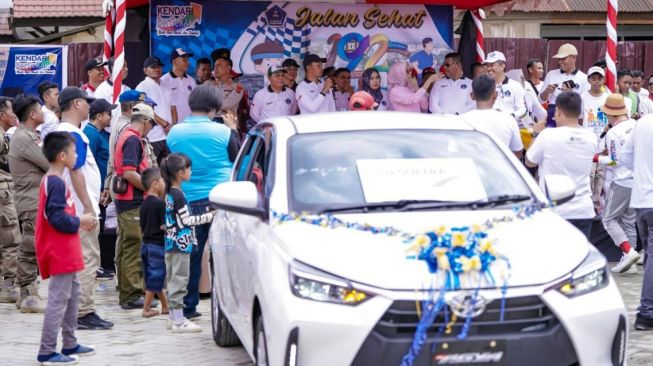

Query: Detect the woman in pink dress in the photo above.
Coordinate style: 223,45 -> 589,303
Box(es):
388,61 -> 439,113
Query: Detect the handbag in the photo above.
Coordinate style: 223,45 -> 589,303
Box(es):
111,175 -> 128,195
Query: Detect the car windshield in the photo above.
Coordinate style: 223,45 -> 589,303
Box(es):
288,129 -> 534,213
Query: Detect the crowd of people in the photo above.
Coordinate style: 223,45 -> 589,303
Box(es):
1,41 -> 653,364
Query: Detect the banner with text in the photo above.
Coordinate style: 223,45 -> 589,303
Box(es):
150,1 -> 452,93
0,45 -> 67,98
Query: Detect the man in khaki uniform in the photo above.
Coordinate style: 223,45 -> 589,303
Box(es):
8,95 -> 47,312
0,97 -> 21,304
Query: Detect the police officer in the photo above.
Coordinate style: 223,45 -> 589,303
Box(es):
0,97 -> 21,304
251,66 -> 297,124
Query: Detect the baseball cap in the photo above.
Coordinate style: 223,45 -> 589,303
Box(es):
58,86 -> 95,107
483,51 -> 506,64
587,66 -> 605,77
303,53 -> 327,68
89,99 -> 117,118
118,90 -> 158,107
282,58 -> 300,69
601,93 -> 628,117
84,57 -> 107,72
553,43 -> 578,59
171,48 -> 194,61
349,91 -> 376,111
132,103 -> 155,121
267,65 -> 287,77
143,56 -> 163,68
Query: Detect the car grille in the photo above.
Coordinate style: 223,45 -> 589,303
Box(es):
377,295 -> 557,338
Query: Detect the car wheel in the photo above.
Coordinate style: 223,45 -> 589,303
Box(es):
211,273 -> 240,347
255,316 -> 269,366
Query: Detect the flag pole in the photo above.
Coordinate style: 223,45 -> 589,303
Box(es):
606,0 -> 618,93
471,9 -> 485,63
111,0 -> 126,103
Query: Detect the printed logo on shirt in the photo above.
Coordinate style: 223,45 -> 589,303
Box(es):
285,98 -> 292,104
460,84 -> 468,89
14,53 -> 57,75
187,85 -> 193,91
156,3 -> 203,37
504,90 -> 511,97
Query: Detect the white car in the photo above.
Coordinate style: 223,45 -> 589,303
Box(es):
207,112 -> 627,366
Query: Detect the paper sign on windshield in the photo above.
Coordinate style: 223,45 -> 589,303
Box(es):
356,158 -> 487,203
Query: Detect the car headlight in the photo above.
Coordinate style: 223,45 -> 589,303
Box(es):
553,247 -> 609,298
289,260 -> 373,305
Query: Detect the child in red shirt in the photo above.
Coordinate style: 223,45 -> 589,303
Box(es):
36,132 -> 97,365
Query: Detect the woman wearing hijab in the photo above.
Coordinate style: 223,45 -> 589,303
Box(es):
388,61 -> 438,113
361,68 -> 389,111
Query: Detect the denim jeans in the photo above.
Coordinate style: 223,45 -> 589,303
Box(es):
183,198 -> 211,317
636,208 -> 653,318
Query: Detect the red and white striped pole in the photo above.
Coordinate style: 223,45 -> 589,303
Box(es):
102,1 -> 114,80
111,0 -> 126,103
606,0 -> 618,93
471,9 -> 485,63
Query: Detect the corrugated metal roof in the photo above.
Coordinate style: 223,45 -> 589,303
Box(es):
510,0 -> 653,12
13,0 -> 103,19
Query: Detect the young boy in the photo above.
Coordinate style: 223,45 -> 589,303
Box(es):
140,167 -> 169,317
36,132 -> 97,365
581,66 -> 610,141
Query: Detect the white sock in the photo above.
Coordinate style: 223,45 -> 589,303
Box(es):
172,309 -> 184,325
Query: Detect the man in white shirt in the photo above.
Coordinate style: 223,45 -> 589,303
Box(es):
620,114 -> 653,330
296,54 -> 336,114
36,82 -> 59,140
333,68 -> 353,111
81,57 -> 107,97
596,93 -> 640,273
461,75 -> 523,157
526,91 -> 597,238
539,43 -> 588,127
94,58 -> 131,126
632,70 -> 649,100
251,66 -> 297,123
483,51 -> 526,122
160,48 -> 197,124
429,52 -> 474,115
55,87 -> 113,330
136,56 -> 172,163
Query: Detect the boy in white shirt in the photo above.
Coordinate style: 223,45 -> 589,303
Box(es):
596,93 -> 640,273
526,92 -> 597,238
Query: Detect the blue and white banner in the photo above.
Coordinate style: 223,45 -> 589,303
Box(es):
151,1 -> 453,93
0,45 -> 67,97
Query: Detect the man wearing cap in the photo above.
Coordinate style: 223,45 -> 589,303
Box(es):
296,54 -> 336,114
349,91 -> 377,111
81,57 -> 108,97
205,55 -> 245,115
136,56 -> 173,163
114,103 -> 155,310
8,94 -> 47,313
54,87 -> 113,330
282,58 -> 300,91
0,97 -> 21,304
595,93 -> 640,274
251,66 -> 297,124
95,58 -> 131,127
161,48 -> 197,125
484,51 -> 527,122
429,52 -> 474,115
36,82 -> 60,140
540,43 -> 588,127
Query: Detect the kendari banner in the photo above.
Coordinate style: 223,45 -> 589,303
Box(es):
0,45 -> 66,97
150,1 -> 452,92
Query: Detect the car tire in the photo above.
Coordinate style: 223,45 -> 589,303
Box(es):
255,316 -> 269,366
211,273 -> 240,347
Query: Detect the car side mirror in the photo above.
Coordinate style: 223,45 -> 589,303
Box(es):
209,181 -> 268,221
543,174 -> 576,206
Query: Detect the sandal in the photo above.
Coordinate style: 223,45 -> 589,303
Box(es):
142,309 -> 160,318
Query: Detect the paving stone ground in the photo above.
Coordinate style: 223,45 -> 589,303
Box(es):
0,264 -> 651,366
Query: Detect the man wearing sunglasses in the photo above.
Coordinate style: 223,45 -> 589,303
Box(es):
429,52 -> 474,115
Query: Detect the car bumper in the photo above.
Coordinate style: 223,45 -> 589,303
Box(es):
263,276 -> 627,366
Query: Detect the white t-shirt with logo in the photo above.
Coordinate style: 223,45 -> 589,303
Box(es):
429,77 -> 475,115
540,69 -> 588,105
580,90 -> 610,145
602,119 -> 636,188
526,126 -> 597,219
136,76 -> 172,143
461,109 -> 523,152
160,71 -> 197,123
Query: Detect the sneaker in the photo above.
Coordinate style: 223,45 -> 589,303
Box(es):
37,353 -> 78,365
625,265 -> 639,274
634,314 -> 653,330
638,251 -> 645,265
77,313 -> 112,330
90,312 -> 114,327
611,249 -> 641,274
95,268 -> 115,281
0,278 -> 18,303
62,344 -> 95,357
171,318 -> 202,334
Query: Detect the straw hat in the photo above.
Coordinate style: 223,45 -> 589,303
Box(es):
601,93 -> 629,116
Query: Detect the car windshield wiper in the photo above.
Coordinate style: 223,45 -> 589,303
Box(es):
318,195 -> 533,214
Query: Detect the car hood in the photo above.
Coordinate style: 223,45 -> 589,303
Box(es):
273,209 -> 590,290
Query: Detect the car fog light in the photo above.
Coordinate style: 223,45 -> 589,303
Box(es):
289,261 -> 372,305
556,267 -> 608,298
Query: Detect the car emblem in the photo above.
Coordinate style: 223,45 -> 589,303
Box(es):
445,292 -> 488,318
